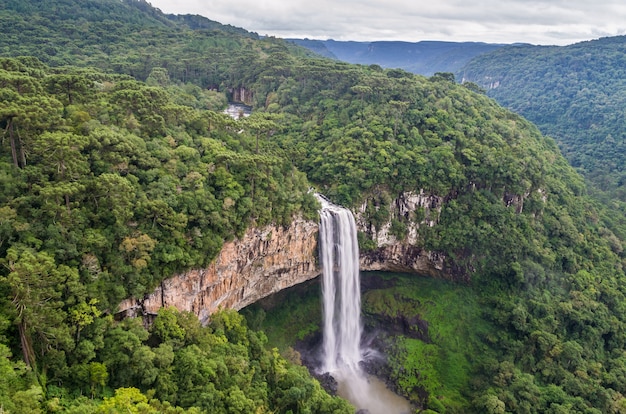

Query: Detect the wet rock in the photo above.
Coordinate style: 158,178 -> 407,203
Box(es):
360,273 -> 397,290
316,372 -> 339,395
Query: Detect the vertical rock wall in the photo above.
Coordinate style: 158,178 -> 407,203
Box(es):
117,217 -> 319,324
357,191 -> 448,278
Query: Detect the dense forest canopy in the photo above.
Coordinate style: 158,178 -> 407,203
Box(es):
0,55 -> 336,413
0,0 -> 312,87
0,0 -> 625,413
459,37 -> 626,204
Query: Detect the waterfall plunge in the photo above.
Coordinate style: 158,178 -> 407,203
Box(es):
318,197 -> 362,372
317,196 -> 413,414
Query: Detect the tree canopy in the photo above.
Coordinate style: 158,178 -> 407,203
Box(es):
460,38 -> 626,203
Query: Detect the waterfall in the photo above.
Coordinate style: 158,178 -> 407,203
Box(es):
317,195 -> 413,414
318,196 -> 362,372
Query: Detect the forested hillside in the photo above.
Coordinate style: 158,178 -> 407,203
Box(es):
0,1 -> 626,413
0,56 -> 342,413
0,0 -> 313,87
459,37 -> 626,204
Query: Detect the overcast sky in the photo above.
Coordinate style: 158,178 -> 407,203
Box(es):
147,0 -> 626,46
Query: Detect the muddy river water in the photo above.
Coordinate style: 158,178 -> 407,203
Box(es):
335,370 -> 413,414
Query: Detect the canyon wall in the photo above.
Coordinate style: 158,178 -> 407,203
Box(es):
229,86 -> 254,106
357,191 -> 449,278
117,191 -> 452,322
118,217 -> 319,324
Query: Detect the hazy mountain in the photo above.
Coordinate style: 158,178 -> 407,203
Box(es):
288,38 -> 507,75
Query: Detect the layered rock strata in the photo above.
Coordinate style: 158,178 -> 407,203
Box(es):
118,217 -> 319,324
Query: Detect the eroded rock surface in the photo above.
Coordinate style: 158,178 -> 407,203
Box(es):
118,217 -> 319,324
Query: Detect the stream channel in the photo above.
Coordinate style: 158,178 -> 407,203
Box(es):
336,372 -> 413,413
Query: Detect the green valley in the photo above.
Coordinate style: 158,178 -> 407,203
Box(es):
0,1 -> 625,413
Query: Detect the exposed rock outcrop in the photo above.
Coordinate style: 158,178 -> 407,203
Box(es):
356,190 -> 443,246
118,217 -> 319,324
360,244 -> 446,278
357,191 -> 449,278
229,86 -> 254,106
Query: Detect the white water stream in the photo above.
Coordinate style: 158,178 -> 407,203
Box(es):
319,198 -> 362,372
317,196 -> 412,414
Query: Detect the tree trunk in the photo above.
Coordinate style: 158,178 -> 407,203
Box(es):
65,193 -> 72,215
18,320 -> 35,368
7,118 -> 19,168
18,135 -> 26,168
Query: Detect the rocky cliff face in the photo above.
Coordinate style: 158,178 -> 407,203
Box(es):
229,86 -> 254,106
117,192 -> 453,322
357,191 -> 450,278
118,217 -> 319,324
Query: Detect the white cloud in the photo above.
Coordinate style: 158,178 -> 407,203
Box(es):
148,0 -> 626,45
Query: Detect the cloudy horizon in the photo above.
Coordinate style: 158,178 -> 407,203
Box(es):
147,0 -> 626,46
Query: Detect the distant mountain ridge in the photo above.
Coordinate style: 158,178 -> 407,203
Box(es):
288,38 -> 507,75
